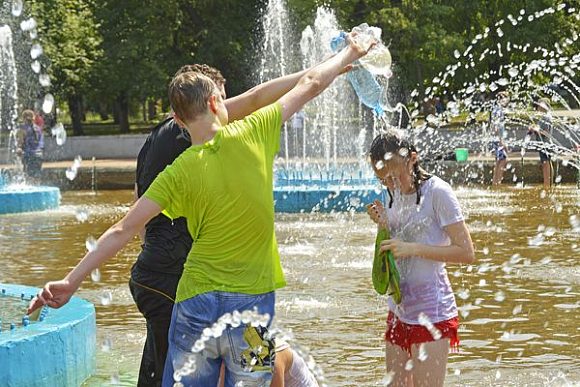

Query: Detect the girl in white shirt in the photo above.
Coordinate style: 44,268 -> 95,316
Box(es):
366,131 -> 474,387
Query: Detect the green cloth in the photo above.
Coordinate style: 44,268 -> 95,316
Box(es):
372,228 -> 401,303
144,102 -> 286,302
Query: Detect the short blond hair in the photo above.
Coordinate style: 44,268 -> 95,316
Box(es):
168,72 -> 219,122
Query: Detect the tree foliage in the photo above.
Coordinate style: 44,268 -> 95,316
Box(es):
12,0 -> 580,133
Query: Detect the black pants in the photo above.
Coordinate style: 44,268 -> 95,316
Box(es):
129,266 -> 180,387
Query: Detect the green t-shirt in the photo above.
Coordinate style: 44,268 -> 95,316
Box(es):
144,102 -> 286,302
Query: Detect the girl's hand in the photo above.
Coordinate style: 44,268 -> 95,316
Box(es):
366,199 -> 388,228
379,239 -> 418,259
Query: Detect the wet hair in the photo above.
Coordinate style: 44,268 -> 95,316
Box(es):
168,72 -> 219,122
369,132 -> 432,208
174,64 -> 226,86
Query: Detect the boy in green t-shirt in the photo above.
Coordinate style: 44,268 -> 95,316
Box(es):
28,34 -> 370,386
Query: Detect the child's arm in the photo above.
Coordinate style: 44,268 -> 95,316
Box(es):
378,220 -> 474,264
27,197 -> 162,314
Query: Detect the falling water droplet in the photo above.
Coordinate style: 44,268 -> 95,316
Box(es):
12,0 -> 23,16
457,288 -> 470,300
20,18 -> 36,31
100,291 -> 113,306
65,168 -> 77,180
75,209 -> 89,222
494,291 -> 506,302
101,337 -> 113,352
51,123 -> 67,145
39,74 -> 51,87
30,42 -> 43,59
540,256 -> 552,264
418,343 -> 428,361
31,60 -> 41,74
42,93 -> 54,114
85,236 -> 97,252
569,215 -> 580,230
91,268 -> 101,282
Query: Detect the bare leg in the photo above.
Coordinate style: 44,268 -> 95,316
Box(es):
492,158 -> 507,185
542,161 -> 550,188
410,339 -> 450,387
386,342 -> 413,387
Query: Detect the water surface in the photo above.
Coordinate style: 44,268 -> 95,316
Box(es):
0,186 -> 578,386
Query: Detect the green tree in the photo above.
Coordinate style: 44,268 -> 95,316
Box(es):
29,0 -> 102,135
90,0 -> 181,132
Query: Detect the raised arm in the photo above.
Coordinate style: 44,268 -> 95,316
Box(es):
224,54 -> 354,122
278,34 -> 368,123
27,197 -> 162,314
225,70 -> 308,121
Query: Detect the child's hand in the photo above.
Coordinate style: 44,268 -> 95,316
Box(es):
366,199 -> 389,228
27,279 -> 75,315
379,239 -> 417,259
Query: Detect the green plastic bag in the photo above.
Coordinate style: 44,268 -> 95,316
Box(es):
372,228 -> 402,303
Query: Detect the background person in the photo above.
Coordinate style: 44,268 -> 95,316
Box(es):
491,91 -> 509,185
526,98 -> 554,188
17,109 -> 44,180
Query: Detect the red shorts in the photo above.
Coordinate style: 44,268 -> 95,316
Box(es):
385,311 -> 459,355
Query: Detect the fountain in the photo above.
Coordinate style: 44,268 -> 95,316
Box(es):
259,3 -> 383,213
0,2 -> 95,386
263,0 -> 580,210
0,283 -> 96,387
404,4 -> 580,186
0,4 -> 60,214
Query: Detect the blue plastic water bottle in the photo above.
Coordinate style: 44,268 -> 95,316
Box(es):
330,32 -> 384,115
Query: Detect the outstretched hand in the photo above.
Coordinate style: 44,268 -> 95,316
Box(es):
27,279 -> 76,315
366,199 -> 389,228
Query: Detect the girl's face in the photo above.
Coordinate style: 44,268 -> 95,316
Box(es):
372,149 -> 418,194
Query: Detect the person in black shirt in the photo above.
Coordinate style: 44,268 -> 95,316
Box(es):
130,63 -> 315,386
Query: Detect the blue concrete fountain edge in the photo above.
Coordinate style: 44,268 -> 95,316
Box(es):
0,283 -> 96,387
0,186 -> 60,215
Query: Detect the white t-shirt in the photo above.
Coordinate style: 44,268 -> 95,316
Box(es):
275,340 -> 319,387
385,176 -> 463,324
